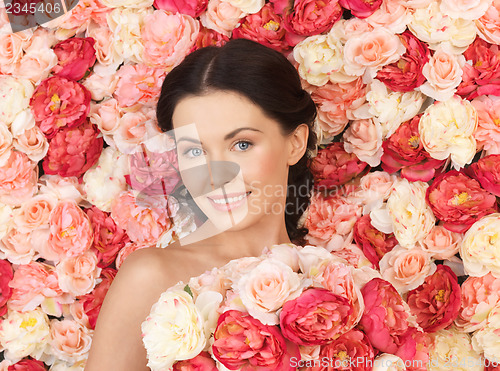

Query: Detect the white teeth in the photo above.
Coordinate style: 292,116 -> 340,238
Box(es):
211,193 -> 248,204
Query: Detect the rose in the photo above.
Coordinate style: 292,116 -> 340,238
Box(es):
199,0 -> 246,38
0,150 -> 38,206
115,241 -> 152,269
407,265 -> 461,332
476,0 -> 500,44
38,175 -> 85,205
426,170 -> 497,233
377,31 -> 429,93
365,0 -> 409,33
309,142 -> 368,189
173,351 -> 217,371
42,120 -> 103,179
0,259 -> 13,316
343,118 -> 383,167
0,76 -> 34,127
189,25 -> 230,52
0,32 -> 26,68
100,0 -> 153,8
232,3 -> 291,53
381,115 -> 446,182
12,126 -> 49,163
85,22 -> 123,74
30,76 -> 91,139
472,305 -> 500,364
471,95 -> 500,156
418,224 -> 462,260
154,0 -> 208,17
82,71 -> 119,102
49,319 -> 93,364
212,309 -> 299,370
353,214 -> 398,269
141,10 -> 199,70
439,0 -> 492,20
236,258 -> 302,325
80,268 -> 116,329
7,358 -> 46,371
338,0 -> 382,18
0,228 -> 36,265
467,154 -> 500,197
52,37 -> 96,81
48,200 -> 94,259
56,251 -> 101,297
223,0 -> 266,13
282,0 -> 342,36
461,213 -> 500,278
279,288 -> 353,346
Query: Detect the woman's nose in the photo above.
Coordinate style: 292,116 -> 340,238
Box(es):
180,159 -> 240,197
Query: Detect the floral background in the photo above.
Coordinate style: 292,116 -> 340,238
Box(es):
0,0 -> 500,369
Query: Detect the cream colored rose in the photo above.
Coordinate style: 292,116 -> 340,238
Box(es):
236,258 -> 302,325
141,288 -> 206,370
200,0 -> 246,38
193,290 -> 223,342
428,326 -> 484,371
461,213 -> 500,278
440,0 -> 492,20
418,96 -> 478,170
221,0 -> 264,13
366,79 -> 426,139
0,76 -> 34,127
10,108 -> 35,138
386,179 -> 436,248
49,319 -> 93,364
56,251 -> 101,296
0,308 -> 51,363
100,0 -> 153,8
419,47 -> 466,102
265,243 -> 300,272
38,175 -> 86,205
83,147 -> 129,212
373,354 -> 406,371
472,304 -> 500,365
293,34 -> 345,86
379,245 -> 436,293
297,245 -> 343,278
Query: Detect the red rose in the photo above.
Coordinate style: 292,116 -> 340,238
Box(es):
338,0 -> 382,18
283,0 -> 343,36
310,142 -> 368,190
353,214 -> 398,269
407,265 -> 461,333
52,37 -> 97,81
173,351 -> 218,371
212,310 -> 299,371
85,206 -> 130,269
377,31 -> 430,93
466,154 -> 500,197
80,267 -> 117,329
189,26 -> 230,53
426,170 -> 498,233
42,120 -> 103,178
280,288 -> 353,346
8,358 -> 46,371
30,76 -> 91,139
233,3 -> 292,53
381,115 -> 445,182
153,0 -> 208,18
0,259 -> 13,316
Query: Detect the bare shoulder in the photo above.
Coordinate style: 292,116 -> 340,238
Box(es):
84,246 -> 181,371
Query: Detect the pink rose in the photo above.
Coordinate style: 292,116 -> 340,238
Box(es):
141,10 -> 199,70
407,265 -> 461,333
343,118 -> 383,167
467,154 -> 500,197
309,142 -> 368,189
154,0 -> 209,18
0,259 -> 13,316
85,22 -> 118,69
0,150 -> 38,206
189,25 -> 230,53
12,126 -> 49,163
173,351 -> 217,371
199,0 -> 246,38
110,191 -> 172,245
476,0 -> 500,44
381,115 -> 446,182
80,267 -> 116,329
339,0 -> 383,18
283,0 -> 343,36
418,224 -> 462,260
30,76 -> 91,139
232,3 -> 291,53
471,95 -> 500,155
280,288 -> 353,346
212,310 -> 299,370
377,31 -> 430,92
48,200 -> 94,259
7,359 -> 46,371
56,251 -> 101,297
113,64 -> 166,108
50,319 -> 93,363
426,170 -> 498,233
52,37 -> 96,81
89,98 -> 122,137
365,0 -> 408,32
42,120 -> 103,179
0,32 -> 26,68
85,206 -> 130,269
0,228 -> 35,265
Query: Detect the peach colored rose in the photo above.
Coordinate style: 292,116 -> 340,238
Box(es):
418,225 -> 462,260
440,0 -> 492,20
56,251 -> 101,297
113,110 -> 149,154
471,95 -> 500,155
12,47 -> 58,86
49,319 -> 93,364
48,200 -> 93,259
142,10 -> 199,70
0,228 -> 35,265
419,47 -> 465,101
0,150 -> 38,206
82,71 -> 119,102
379,245 -> 437,294
358,171 -> 396,206
476,0 -> 500,44
30,228 -> 58,263
343,28 -> 405,78
85,22 -> 123,74
12,126 -> 49,163
200,0 -> 247,37
343,118 -> 383,167
0,32 -> 25,69
68,301 -> 91,329
366,0 -> 410,34
88,98 -> 122,148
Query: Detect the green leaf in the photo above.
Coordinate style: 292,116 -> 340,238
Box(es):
183,284 -> 193,298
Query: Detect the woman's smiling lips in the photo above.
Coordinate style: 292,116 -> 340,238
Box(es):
207,191 -> 251,212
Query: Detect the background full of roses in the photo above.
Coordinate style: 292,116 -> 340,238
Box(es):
0,0 -> 500,369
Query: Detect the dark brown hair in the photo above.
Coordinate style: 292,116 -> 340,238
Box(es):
156,38 -> 317,243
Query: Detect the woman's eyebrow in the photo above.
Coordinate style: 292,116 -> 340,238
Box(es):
224,127 -> 263,141
177,137 -> 201,144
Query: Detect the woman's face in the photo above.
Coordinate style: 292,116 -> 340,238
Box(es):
171,90 -> 306,234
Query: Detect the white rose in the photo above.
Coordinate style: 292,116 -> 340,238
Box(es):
472,304 -> 500,364
265,243 -> 300,272
373,354 -> 406,371
0,76 -> 34,127
297,245 -> 342,277
141,289 -> 206,370
418,95 -> 478,170
440,0 -> 493,20
194,291 -> 223,343
221,0 -> 264,13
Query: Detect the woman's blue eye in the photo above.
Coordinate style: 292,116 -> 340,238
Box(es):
235,141 -> 252,151
184,147 -> 204,157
